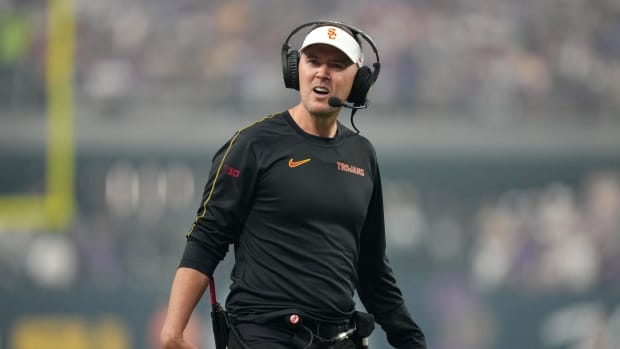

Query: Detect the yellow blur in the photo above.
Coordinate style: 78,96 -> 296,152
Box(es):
11,315 -> 130,349
0,0 -> 75,231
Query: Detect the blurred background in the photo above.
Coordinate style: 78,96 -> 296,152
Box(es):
1,0 -> 620,348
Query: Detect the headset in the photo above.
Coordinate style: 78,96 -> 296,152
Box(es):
281,20 -> 381,108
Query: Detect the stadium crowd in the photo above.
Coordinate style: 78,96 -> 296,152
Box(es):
2,0 -> 620,122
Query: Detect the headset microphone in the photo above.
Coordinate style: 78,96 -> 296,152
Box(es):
328,96 -> 368,110
328,97 -> 366,134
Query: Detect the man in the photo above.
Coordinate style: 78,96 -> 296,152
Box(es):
160,21 -> 427,349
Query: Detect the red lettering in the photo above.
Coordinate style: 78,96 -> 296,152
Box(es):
336,161 -> 365,177
223,165 -> 240,178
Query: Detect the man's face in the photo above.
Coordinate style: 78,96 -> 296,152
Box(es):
298,44 -> 359,117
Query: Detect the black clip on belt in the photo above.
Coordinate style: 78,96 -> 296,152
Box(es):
323,327 -> 356,344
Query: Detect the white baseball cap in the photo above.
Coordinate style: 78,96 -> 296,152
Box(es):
299,25 -> 364,67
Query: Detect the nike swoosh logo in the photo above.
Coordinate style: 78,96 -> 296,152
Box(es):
288,158 -> 311,168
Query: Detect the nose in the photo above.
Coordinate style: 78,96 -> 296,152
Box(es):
315,64 -> 330,80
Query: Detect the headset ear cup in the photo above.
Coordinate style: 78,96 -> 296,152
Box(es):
284,51 -> 300,90
347,66 -> 373,106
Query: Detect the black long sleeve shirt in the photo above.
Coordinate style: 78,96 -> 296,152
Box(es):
180,111 -> 426,348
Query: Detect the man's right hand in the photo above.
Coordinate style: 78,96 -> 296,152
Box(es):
160,334 -> 199,349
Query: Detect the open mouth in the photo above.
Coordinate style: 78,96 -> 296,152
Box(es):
312,86 -> 330,96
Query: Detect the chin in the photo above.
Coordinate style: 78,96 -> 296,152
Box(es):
304,102 -> 335,118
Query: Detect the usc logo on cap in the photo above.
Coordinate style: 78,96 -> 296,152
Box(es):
327,27 -> 337,40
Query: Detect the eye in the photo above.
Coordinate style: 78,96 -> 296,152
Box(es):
329,61 -> 347,70
305,56 -> 320,66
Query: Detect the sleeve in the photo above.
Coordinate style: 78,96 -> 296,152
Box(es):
357,162 -> 427,349
179,131 -> 259,277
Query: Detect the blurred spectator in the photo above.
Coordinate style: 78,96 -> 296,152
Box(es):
583,171 -> 620,287
426,274 -> 497,349
470,171 -> 620,295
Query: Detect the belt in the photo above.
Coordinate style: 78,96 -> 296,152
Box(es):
267,314 -> 354,340
301,318 -> 354,339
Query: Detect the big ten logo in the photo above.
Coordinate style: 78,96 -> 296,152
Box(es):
10,315 -> 131,349
222,164 -> 240,178
327,27 -> 337,40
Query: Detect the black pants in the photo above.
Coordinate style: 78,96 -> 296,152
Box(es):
227,323 -> 359,349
